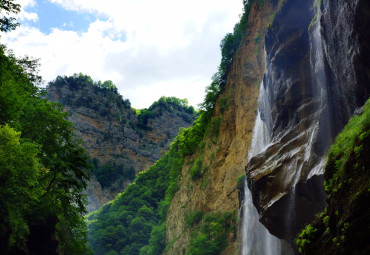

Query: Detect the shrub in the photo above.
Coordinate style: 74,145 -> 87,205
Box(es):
187,211 -> 236,255
296,224 -> 318,253
185,210 -> 204,227
190,158 -> 203,180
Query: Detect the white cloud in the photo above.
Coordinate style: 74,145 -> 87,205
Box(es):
18,11 -> 38,22
4,0 -> 244,108
18,0 -> 37,8
17,0 -> 38,22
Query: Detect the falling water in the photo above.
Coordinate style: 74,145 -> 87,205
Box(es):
310,4 -> 332,146
241,83 -> 291,255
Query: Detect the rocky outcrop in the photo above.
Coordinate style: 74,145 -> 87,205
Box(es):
246,0 -> 370,242
46,77 -> 196,211
164,1 -> 277,254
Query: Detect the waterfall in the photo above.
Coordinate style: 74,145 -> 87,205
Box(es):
240,0 -> 363,252
241,82 -> 292,255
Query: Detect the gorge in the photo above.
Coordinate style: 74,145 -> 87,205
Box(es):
87,0 -> 369,254
0,0 -> 369,254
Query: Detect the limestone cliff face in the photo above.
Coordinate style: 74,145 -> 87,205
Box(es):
164,1 -> 277,254
46,78 -> 196,212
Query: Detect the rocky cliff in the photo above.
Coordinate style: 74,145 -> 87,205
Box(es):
246,0 -> 369,243
165,0 -> 369,253
164,1 -> 277,254
46,74 -> 196,211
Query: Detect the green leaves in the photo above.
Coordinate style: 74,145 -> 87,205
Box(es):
0,0 -> 21,32
325,99 -> 370,191
0,45 -> 91,254
87,139 -> 185,254
187,212 -> 236,255
0,125 -> 42,248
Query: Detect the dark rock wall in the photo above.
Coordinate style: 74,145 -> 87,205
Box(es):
246,0 -> 370,243
321,0 -> 370,111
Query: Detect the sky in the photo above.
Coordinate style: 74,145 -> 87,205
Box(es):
3,0 -> 244,109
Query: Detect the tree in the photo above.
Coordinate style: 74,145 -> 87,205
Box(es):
0,125 -> 42,250
0,0 -> 21,32
0,43 -> 91,254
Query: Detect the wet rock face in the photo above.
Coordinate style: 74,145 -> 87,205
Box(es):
46,82 -> 195,212
321,0 -> 370,112
247,0 -> 325,241
246,0 -> 369,242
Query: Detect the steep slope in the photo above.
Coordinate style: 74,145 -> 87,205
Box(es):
296,99 -> 370,255
164,1 -> 277,254
245,0 -> 370,242
86,1 -> 277,254
46,74 -> 196,211
167,0 -> 370,252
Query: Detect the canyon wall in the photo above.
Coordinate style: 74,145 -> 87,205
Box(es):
46,78 -> 195,211
246,0 -> 369,242
164,1 -> 277,254
165,0 -> 369,253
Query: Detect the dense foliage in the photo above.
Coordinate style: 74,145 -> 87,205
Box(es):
136,96 -> 196,130
0,44 -> 91,254
87,138 -> 184,255
48,74 -> 132,111
296,99 -> 370,254
187,212 -> 236,255
1,2 -> 91,252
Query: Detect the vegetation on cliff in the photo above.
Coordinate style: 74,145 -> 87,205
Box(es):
136,96 -> 196,130
86,137 -> 184,255
48,74 -> 196,195
186,211 -> 237,255
48,74 -> 131,116
86,0 -> 259,254
296,99 -> 370,254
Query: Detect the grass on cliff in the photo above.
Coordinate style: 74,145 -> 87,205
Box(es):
296,98 -> 370,254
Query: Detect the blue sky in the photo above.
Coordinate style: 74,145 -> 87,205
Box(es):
24,1 -> 97,33
4,0 -> 243,109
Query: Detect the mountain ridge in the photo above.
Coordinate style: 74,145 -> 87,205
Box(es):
46,74 -> 197,211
